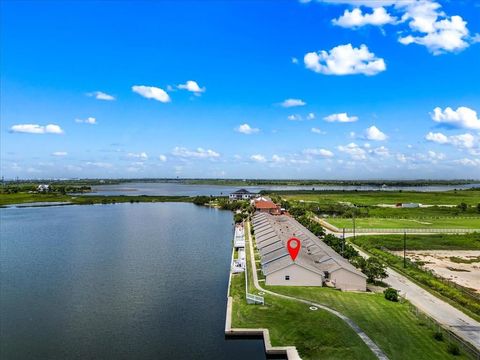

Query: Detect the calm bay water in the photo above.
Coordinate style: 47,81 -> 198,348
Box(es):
0,203 -> 266,360
87,182 -> 480,196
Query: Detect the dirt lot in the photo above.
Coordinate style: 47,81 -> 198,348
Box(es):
392,250 -> 480,293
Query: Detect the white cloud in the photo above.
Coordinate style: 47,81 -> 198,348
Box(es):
304,44 -> 386,76
172,147 -> 220,159
396,153 -> 408,163
303,148 -> 334,158
10,124 -> 64,134
306,112 -> 316,120
159,155 -> 167,162
337,142 -> 367,160
75,117 -> 97,125
425,131 -> 448,144
250,154 -> 267,163
323,112 -> 358,122
272,154 -> 286,163
427,150 -> 445,160
235,123 -> 260,134
454,158 -> 480,167
281,98 -> 306,107
426,132 -> 476,149
177,80 -> 205,95
127,152 -> 148,161
291,57 -> 299,64
311,127 -> 326,134
431,106 -> 480,130
132,85 -> 171,103
288,114 -> 302,121
333,7 -> 397,28
398,1 -> 471,55
365,125 -> 388,141
372,146 -> 390,157
85,162 -> 113,168
52,151 -> 68,157
87,91 -> 115,101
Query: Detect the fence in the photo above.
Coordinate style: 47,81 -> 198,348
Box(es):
408,302 -> 480,360
344,228 -> 480,234
244,229 -> 264,305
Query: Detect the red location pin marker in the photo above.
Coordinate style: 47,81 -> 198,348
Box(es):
287,237 -> 301,261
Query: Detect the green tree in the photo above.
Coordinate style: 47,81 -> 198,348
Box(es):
363,257 -> 387,283
457,202 -> 468,212
477,203 -> 480,213
384,287 -> 399,302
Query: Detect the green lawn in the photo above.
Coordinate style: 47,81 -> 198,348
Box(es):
326,217 -> 480,229
353,233 -> 480,251
267,286 -> 471,360
230,273 -> 377,360
284,190 -> 480,206
0,193 -> 193,206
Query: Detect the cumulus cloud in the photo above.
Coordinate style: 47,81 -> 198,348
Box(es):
159,155 -> 167,162
177,80 -> 205,95
333,7 -> 397,28
10,124 -> 64,134
291,57 -> 299,64
323,112 -> 358,122
288,114 -> 302,121
304,44 -> 386,76
454,158 -> 480,167
425,132 -> 476,148
311,127 -> 326,134
250,154 -> 267,163
281,98 -> 306,107
87,91 -> 115,101
172,147 -> 220,159
306,113 -> 316,120
372,146 -> 390,157
235,123 -> 260,134
397,1 -> 471,55
75,117 -> 97,124
303,148 -> 334,158
337,142 -> 367,160
132,85 -> 171,103
431,106 -> 480,130
52,151 -> 68,157
127,152 -> 148,160
365,126 -> 388,141
85,162 -> 113,168
272,154 -> 287,163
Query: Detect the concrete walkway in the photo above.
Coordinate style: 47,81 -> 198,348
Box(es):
349,243 -> 480,351
246,222 -> 389,360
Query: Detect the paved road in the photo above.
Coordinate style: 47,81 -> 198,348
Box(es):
246,222 -> 389,360
317,217 -> 480,351
350,243 -> 480,351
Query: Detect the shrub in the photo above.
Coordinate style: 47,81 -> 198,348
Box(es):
384,287 -> 399,302
447,343 -> 460,356
433,331 -> 443,341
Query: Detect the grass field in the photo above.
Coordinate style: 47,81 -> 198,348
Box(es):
0,193 -> 193,206
353,234 -> 480,251
327,217 -> 480,229
284,190 -> 480,206
268,286 -> 471,360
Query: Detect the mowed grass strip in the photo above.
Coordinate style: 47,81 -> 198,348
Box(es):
327,217 -> 480,229
230,273 -> 377,360
284,190 -> 480,206
353,233 -> 480,250
267,286 -> 471,360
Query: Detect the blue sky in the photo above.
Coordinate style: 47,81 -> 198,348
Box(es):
1,0 -> 479,179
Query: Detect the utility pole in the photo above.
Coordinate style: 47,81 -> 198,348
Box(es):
403,231 -> 407,268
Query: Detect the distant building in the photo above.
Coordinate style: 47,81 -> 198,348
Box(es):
397,203 -> 421,208
252,213 -> 367,291
37,184 -> 50,192
254,199 -> 281,215
229,188 -> 256,200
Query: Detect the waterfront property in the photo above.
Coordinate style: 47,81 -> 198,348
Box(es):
229,189 -> 256,200
254,199 -> 281,215
252,213 -> 366,291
